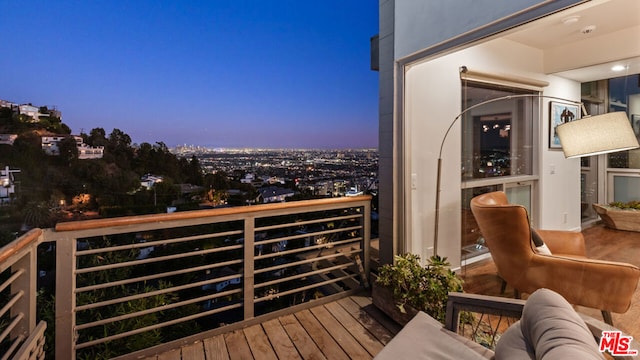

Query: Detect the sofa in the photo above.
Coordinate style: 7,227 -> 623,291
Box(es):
374,288 -> 635,359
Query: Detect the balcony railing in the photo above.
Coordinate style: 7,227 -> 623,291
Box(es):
0,196 -> 371,359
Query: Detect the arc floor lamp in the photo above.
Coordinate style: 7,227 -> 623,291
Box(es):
433,94 -> 639,256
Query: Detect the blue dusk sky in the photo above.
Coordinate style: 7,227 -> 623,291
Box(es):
0,1 -> 379,149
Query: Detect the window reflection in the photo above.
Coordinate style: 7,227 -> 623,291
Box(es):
607,74 -> 640,168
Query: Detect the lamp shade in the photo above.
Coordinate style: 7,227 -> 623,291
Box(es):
556,112 -> 639,158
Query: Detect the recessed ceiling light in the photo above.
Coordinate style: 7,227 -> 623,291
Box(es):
612,65 -> 627,72
581,25 -> 596,34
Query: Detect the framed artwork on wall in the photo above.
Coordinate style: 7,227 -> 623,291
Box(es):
549,101 -> 580,149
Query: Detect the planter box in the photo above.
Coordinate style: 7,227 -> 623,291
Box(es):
593,203 -> 640,232
371,281 -> 419,326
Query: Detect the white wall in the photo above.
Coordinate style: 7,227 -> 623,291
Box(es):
393,1 -> 583,60
403,38 -> 582,267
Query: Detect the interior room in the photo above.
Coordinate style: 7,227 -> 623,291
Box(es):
397,0 -> 640,267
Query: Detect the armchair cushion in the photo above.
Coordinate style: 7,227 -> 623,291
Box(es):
495,288 -> 603,359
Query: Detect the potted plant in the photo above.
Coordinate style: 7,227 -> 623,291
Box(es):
593,201 -> 640,232
373,253 -> 464,325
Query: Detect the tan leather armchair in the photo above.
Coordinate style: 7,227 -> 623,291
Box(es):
470,191 -> 640,325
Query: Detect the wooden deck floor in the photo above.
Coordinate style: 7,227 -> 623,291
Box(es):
142,295 -> 400,360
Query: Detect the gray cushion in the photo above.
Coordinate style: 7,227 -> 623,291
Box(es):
374,311 -> 490,360
495,288 -> 603,360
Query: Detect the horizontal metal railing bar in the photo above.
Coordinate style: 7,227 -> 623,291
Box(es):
0,289 -> 23,320
0,312 -> 24,345
1,334 -> 24,360
76,300 -> 245,349
256,263 -> 354,288
0,268 -> 24,294
76,259 -> 243,293
55,196 -> 372,233
76,273 -> 243,311
76,229 -> 243,256
10,321 -> 46,360
76,286 -> 243,330
254,273 -> 358,303
254,249 -> 361,275
76,274 -> 242,311
254,237 -> 362,260
0,229 -> 42,272
76,243 -> 243,274
255,225 -> 362,246
254,213 -> 363,232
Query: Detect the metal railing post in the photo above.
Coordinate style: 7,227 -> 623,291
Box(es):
10,239 -> 37,339
52,231 -> 76,360
243,216 -> 255,320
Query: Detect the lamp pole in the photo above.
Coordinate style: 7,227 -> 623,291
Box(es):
433,94 -> 585,256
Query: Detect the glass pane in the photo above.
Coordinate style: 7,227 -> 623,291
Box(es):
461,186 -> 501,260
613,175 -> 640,203
607,74 -> 640,169
505,185 -> 531,215
461,81 -> 536,180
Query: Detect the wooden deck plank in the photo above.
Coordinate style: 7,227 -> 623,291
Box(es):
310,304 -> 371,359
325,301 -> 384,356
180,341 -> 205,360
261,318 -> 301,360
243,324 -> 278,360
279,313 -> 327,360
336,297 -> 395,345
294,309 -> 350,360
350,295 -> 403,335
224,330 -> 254,360
155,348 -> 180,360
203,335 -> 230,360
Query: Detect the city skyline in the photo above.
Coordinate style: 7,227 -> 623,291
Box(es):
1,1 -> 379,149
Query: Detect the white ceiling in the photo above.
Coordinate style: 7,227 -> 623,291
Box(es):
504,0 -> 640,82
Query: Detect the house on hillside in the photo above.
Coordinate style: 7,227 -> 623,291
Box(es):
140,174 -> 164,190
258,186 -> 296,203
41,135 -> 104,159
0,134 -> 18,146
18,104 -> 39,122
0,166 -> 20,204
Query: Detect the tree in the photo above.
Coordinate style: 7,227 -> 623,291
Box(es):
185,155 -> 203,185
87,128 -> 108,147
57,136 -> 79,165
107,128 -> 134,170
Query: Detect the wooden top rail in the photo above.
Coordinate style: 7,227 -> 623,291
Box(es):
0,228 -> 42,266
55,195 -> 372,232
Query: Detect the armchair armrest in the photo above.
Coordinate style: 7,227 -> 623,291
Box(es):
445,292 -> 525,332
537,229 -> 586,256
445,292 -> 640,360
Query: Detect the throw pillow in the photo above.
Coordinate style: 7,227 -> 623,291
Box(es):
531,228 -> 552,255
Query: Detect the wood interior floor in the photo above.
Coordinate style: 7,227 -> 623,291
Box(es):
460,222 -> 640,340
